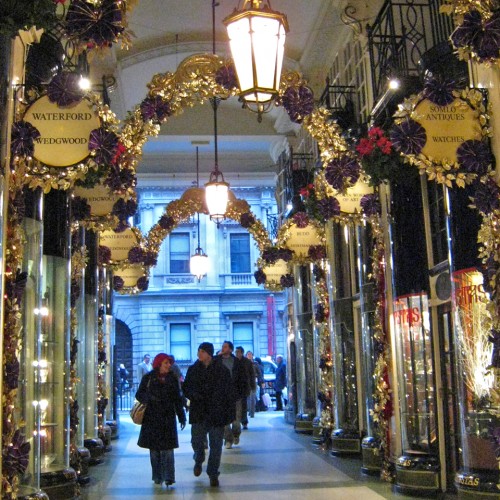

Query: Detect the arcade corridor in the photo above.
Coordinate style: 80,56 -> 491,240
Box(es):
81,412 -> 436,499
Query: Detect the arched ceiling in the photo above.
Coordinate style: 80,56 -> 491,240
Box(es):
96,0 -> 352,182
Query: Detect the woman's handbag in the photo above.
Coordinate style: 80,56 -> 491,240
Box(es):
130,401 -> 147,425
130,377 -> 150,425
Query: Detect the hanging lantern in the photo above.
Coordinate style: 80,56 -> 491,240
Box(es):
224,0 -> 288,115
205,171 -> 229,225
190,247 -> 209,281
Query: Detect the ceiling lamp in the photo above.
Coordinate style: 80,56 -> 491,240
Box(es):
206,1 -> 230,226
224,0 -> 289,117
190,147 -> 209,281
205,97 -> 229,226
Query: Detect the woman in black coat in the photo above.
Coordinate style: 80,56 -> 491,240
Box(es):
135,353 -> 186,487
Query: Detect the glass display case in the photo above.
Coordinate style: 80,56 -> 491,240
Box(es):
328,223 -> 361,455
393,292 -> 440,492
292,265 -> 316,432
452,269 -> 500,498
19,189 -> 76,497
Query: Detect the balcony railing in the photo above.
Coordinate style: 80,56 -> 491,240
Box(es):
367,0 -> 453,103
221,273 -> 255,287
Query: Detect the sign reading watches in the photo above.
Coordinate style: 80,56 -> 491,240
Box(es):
414,98 -> 482,163
24,95 -> 100,167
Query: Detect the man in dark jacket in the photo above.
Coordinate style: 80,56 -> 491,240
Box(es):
183,342 -> 235,487
274,355 -> 287,411
218,341 -> 249,448
235,346 -> 255,429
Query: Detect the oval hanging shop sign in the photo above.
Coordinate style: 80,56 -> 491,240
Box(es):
114,264 -> 148,288
74,181 -> 121,217
333,177 -> 373,214
284,223 -> 322,258
24,95 -> 100,167
262,258 -> 289,289
100,228 -> 140,263
414,98 -> 482,163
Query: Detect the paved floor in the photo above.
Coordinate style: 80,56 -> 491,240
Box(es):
80,411 -> 432,499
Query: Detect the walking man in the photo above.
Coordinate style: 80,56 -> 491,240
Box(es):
274,355 -> 287,411
137,353 -> 152,383
235,346 -> 255,429
218,341 -> 249,448
183,342 -> 235,487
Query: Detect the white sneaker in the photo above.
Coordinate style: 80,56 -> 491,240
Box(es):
234,436 -> 240,445
225,441 -> 232,449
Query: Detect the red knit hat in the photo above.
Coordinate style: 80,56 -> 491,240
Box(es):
152,353 -> 170,370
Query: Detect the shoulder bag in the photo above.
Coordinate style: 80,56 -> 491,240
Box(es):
130,378 -> 150,425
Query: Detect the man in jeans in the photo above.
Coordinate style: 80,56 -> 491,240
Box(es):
183,342 -> 235,487
218,341 -> 249,448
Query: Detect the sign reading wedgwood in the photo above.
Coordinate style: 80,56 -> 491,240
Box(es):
415,98 -> 482,162
285,224 -> 322,257
74,182 -> 121,217
24,95 -> 100,167
100,228 -> 139,262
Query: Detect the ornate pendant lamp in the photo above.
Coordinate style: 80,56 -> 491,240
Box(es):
190,147 -> 209,281
205,1 -> 229,226
223,0 -> 289,117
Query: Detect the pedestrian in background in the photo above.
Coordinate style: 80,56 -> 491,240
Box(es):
183,342 -> 235,487
246,351 -> 261,419
235,346 -> 255,429
274,355 -> 287,411
137,353 -> 152,383
135,353 -> 186,488
254,357 -> 267,411
218,341 -> 249,448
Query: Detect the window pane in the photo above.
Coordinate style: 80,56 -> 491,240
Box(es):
230,234 -> 250,273
170,233 -> 190,273
233,321 -> 253,353
170,323 -> 191,361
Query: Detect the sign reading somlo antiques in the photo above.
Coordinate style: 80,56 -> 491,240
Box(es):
100,228 -> 139,262
414,98 -> 482,163
24,95 -> 100,167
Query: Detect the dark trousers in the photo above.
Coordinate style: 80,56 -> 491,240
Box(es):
150,449 -> 174,483
275,390 -> 284,410
191,422 -> 224,479
241,396 -> 248,425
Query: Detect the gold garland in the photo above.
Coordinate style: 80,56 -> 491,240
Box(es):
393,88 -> 492,188
2,169 -> 28,498
313,265 -> 335,441
368,214 -> 393,481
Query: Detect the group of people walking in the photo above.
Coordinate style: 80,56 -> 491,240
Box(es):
133,343 -> 286,488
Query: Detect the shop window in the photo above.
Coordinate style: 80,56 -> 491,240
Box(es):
170,232 -> 190,273
230,233 -> 250,273
169,323 -> 191,361
233,321 -> 253,353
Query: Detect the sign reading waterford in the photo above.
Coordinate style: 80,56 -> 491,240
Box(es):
24,96 -> 100,167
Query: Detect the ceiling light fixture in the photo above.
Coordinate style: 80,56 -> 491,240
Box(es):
205,0 -> 230,226
190,147 -> 209,281
224,0 -> 289,120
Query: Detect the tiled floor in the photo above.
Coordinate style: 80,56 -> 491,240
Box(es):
80,411 -> 432,499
